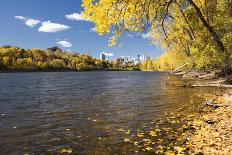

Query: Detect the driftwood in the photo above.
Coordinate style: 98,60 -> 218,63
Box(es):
191,84 -> 232,88
172,62 -> 189,73
166,82 -> 232,88
205,99 -> 232,108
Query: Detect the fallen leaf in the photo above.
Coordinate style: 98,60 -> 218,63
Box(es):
124,138 -> 131,142
149,131 -> 157,137
174,146 -> 185,153
137,133 -> 144,137
118,128 -> 125,132
145,147 -> 153,151
125,130 -> 131,134
60,148 -> 73,154
133,141 -> 138,145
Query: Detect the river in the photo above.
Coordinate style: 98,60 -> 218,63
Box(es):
0,71 -> 222,154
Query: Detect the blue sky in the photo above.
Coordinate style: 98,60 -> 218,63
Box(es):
0,0 -> 164,59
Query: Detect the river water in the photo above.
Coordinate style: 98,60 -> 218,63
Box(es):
0,71 -> 222,154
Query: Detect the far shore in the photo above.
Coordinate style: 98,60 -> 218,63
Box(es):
0,69 -> 142,73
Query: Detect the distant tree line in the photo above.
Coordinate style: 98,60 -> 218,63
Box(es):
0,46 -> 140,71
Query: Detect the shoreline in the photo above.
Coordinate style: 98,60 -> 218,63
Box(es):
171,69 -> 232,154
171,69 -> 232,88
186,105 -> 232,154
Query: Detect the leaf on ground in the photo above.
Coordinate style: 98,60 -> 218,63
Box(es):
149,131 -> 157,137
174,146 -> 185,153
165,150 -> 175,155
125,130 -> 131,134
145,146 -> 153,151
124,138 -> 131,142
133,141 -> 138,145
137,133 -> 144,137
60,148 -> 73,154
118,128 -> 125,132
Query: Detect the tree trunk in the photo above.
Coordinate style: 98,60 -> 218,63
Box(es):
187,0 -> 228,55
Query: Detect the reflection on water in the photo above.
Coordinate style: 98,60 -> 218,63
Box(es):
0,72 -> 223,154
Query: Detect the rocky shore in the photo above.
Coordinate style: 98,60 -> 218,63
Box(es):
172,70 -> 232,155
187,106 -> 232,154
173,69 -> 232,88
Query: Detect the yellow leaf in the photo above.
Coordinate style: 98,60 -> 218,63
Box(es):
165,150 -> 175,155
174,146 -> 185,153
145,147 -> 153,151
149,131 -> 157,137
124,138 -> 130,142
118,128 -> 125,132
125,130 -> 131,134
60,148 -> 73,154
137,133 -> 144,137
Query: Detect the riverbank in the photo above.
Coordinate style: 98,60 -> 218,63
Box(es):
171,70 -> 232,154
173,69 -> 232,88
187,103 -> 232,154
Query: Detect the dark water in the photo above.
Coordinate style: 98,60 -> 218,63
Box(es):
0,72 -> 222,154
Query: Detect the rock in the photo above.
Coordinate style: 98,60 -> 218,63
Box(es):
223,94 -> 232,102
205,120 -> 216,125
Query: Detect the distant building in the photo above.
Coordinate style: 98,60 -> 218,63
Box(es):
114,54 -> 153,65
115,57 -> 124,64
134,59 -> 140,65
139,54 -> 146,62
137,55 -> 141,63
100,52 -> 106,61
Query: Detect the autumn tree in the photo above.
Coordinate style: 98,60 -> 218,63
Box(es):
82,0 -> 232,71
0,46 -> 136,71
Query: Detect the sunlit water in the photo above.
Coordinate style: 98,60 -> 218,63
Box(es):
0,71 -> 223,154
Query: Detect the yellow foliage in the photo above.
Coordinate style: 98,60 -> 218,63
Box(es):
82,0 -> 232,70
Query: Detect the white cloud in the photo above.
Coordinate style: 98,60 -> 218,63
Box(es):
15,16 -> 41,27
141,33 -> 151,40
38,21 -> 71,33
102,52 -> 114,57
65,12 -> 90,21
15,16 -> 26,20
127,32 -> 152,40
127,34 -> 135,38
90,27 -> 97,32
25,19 -> 41,27
57,40 -> 72,48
